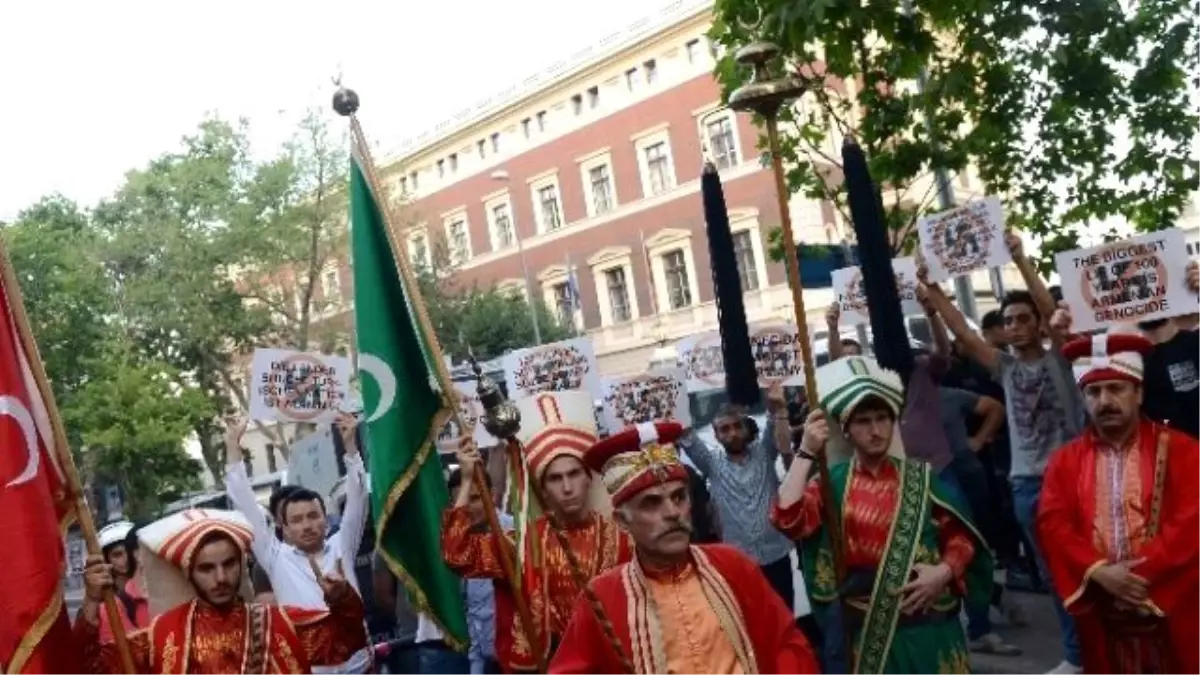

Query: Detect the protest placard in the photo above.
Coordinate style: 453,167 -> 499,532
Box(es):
601,368 -> 691,431
1054,229 -> 1193,332
677,325 -> 807,393
918,196 -> 1010,282
831,257 -> 923,324
435,381 -> 499,453
503,337 -> 601,399
286,426 -> 339,500
249,348 -> 351,424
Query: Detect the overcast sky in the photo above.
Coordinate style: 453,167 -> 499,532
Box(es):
0,0 -> 656,221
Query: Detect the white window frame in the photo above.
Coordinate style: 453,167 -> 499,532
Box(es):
644,228 -> 700,313
727,208 -> 770,292
405,227 -> 431,269
587,247 -> 640,326
527,170 -> 565,234
537,264 -> 582,331
497,278 -> 528,300
693,104 -> 744,171
482,190 -> 516,252
443,212 -> 472,265
576,148 -> 617,219
632,125 -> 677,198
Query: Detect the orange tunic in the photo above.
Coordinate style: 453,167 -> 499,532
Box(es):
1037,421 -> 1199,673
442,506 -> 631,672
550,544 -> 820,674
74,592 -> 367,674
644,559 -> 741,674
772,459 -> 975,580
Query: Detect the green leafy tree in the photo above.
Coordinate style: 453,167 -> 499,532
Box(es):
65,349 -> 211,520
711,0 -> 1198,264
414,241 -> 569,361
94,118 -> 275,483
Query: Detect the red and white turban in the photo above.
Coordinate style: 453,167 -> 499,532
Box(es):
584,421 -> 686,507
1062,332 -> 1154,387
513,391 -> 600,482
137,509 -> 255,615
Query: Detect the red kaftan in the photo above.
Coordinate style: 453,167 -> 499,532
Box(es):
442,506 -> 632,672
1037,420 -> 1199,673
549,544 -> 820,674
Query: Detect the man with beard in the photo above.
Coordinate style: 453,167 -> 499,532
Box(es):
550,422 -> 820,674
674,381 -> 796,611
74,509 -> 367,673
443,390 -> 632,672
773,356 -> 992,673
1037,332 -> 1198,673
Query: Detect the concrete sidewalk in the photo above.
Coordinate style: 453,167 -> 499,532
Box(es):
971,589 -> 1062,674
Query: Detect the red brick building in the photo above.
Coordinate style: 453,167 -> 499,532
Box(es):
369,1 -> 845,374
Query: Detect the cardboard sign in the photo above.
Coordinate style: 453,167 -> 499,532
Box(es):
1055,229 -> 1194,332
831,257 -> 923,324
601,368 -> 691,431
677,324 -> 808,393
286,426 -> 339,500
918,196 -> 1010,282
436,381 -> 500,454
503,337 -> 601,399
249,348 -> 351,424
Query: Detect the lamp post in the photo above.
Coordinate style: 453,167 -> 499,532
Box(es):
490,169 -> 542,345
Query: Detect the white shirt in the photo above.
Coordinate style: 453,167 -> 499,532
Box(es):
225,453 -> 368,610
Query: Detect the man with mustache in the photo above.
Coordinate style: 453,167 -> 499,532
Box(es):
443,390 -> 632,672
74,509 -> 368,673
772,356 -> 992,673
1036,331 -> 1198,673
550,421 -> 820,674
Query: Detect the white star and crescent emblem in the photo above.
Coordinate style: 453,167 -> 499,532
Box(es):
357,353 -> 397,423
0,394 -> 39,488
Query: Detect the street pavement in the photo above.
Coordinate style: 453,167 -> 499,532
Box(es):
972,588 -> 1063,674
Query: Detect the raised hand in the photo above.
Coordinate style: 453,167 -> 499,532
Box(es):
799,409 -> 829,458
456,436 -> 482,478
766,380 -> 787,413
83,554 -> 114,602
1187,260 -> 1198,294
316,558 -> 353,606
224,415 -> 248,462
335,413 -> 360,455
1004,230 -> 1024,260
825,302 -> 841,328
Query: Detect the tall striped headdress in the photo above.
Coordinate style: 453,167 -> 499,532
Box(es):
816,355 -> 905,425
137,509 -> 255,615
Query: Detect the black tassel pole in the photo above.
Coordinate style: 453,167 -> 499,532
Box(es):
702,161 -> 760,407
842,137 -> 915,385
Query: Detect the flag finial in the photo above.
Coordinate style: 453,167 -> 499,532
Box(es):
332,85 -> 360,117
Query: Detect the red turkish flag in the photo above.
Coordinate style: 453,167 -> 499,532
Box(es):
0,269 -> 81,672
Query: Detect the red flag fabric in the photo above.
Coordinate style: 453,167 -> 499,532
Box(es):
0,269 -> 80,672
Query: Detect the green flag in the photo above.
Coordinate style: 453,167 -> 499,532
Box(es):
349,149 -> 467,647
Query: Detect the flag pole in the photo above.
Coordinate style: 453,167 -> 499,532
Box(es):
333,87 -> 547,670
0,239 -> 138,674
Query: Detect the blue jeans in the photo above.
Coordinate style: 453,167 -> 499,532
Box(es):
418,643 -> 471,674
1011,476 -> 1081,666
938,466 -> 993,640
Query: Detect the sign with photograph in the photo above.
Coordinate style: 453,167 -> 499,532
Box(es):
601,368 -> 691,431
1055,228 -> 1193,332
677,324 -> 808,393
831,257 -> 923,324
435,381 -> 499,454
249,348 -> 351,424
917,196 -> 1010,282
503,337 -> 600,399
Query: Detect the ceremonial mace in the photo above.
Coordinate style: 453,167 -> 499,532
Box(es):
472,360 -> 634,673
727,36 -> 851,646
331,85 -> 534,659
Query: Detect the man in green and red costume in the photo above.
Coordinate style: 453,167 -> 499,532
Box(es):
773,355 -> 993,673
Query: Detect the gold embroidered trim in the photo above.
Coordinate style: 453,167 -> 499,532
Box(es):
1063,559 -> 1107,610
